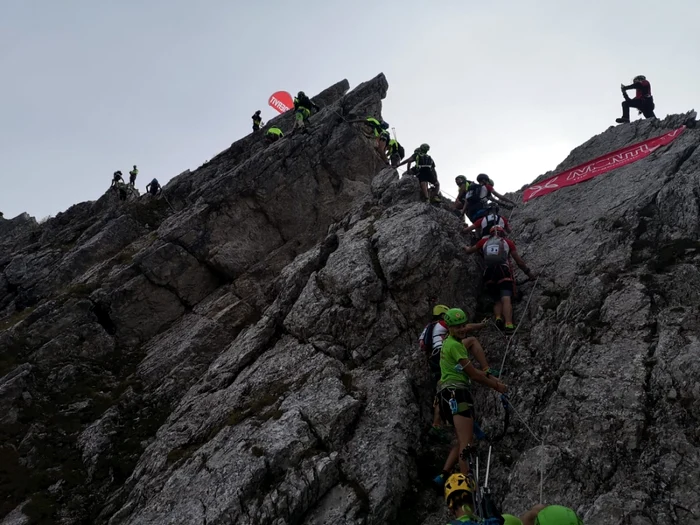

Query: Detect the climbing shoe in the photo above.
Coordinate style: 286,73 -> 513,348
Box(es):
430,195 -> 442,204
615,117 -> 630,124
485,367 -> 501,378
432,473 -> 446,486
495,317 -> 505,330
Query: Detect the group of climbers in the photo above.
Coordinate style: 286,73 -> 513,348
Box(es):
109,165 -> 161,202
251,90 -> 319,143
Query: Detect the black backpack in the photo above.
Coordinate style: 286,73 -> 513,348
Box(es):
416,153 -> 433,168
466,182 -> 485,205
397,143 -> 405,159
482,212 -> 502,236
421,321 -> 441,366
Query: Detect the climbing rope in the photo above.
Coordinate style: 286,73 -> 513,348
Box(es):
497,274 -> 541,374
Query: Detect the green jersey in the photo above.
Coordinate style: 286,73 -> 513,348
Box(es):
439,335 -> 470,388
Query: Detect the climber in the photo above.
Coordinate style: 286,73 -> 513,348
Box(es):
464,174 -> 515,223
146,178 -> 162,196
616,75 -> 656,124
111,171 -> 124,188
463,226 -> 536,332
522,504 -> 584,525
443,473 -> 503,525
463,204 -> 512,238
435,308 -> 507,480
265,126 -> 284,143
347,117 -> 391,162
388,138 -> 405,167
398,143 -> 441,203
252,110 -> 263,131
292,91 -> 320,133
129,165 -> 138,187
419,304 -> 450,436
116,181 -> 128,201
453,176 -> 472,216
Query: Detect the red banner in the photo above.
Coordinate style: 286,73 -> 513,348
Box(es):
523,126 -> 686,202
268,91 -> 294,114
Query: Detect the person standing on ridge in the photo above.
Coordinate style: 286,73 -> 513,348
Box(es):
292,91 -> 320,133
265,126 -> 284,143
129,165 -> 138,187
464,174 -> 515,223
146,178 -> 161,196
252,110 -> 263,131
435,308 -> 507,480
111,171 -> 124,188
616,75 -> 656,123
387,138 -> 405,167
398,143 -> 441,203
463,226 -> 536,333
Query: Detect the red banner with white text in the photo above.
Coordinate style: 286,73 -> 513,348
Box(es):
523,126 -> 686,202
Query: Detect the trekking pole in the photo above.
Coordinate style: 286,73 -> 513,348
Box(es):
392,127 -> 397,141
484,446 -> 492,489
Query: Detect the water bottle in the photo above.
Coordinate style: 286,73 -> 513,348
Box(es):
449,397 -> 458,414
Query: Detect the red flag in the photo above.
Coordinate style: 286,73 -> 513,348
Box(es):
268,91 -> 294,114
523,126 -> 686,202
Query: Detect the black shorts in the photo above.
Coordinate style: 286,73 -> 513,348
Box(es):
429,361 -> 441,392
484,264 -> 514,301
436,386 -> 475,425
417,167 -> 437,184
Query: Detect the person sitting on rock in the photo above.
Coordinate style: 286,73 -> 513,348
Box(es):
146,178 -> 162,196
398,143 -> 441,203
464,174 -> 515,223
435,308 -> 507,480
265,126 -> 284,143
616,75 -> 656,124
129,165 -> 138,187
463,227 -> 536,333
463,204 -> 511,238
387,138 -> 405,167
252,110 -> 263,131
292,91 -> 319,133
111,171 -> 124,188
522,504 -> 584,525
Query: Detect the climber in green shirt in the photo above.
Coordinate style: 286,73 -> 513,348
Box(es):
387,139 -> 405,167
434,309 -> 508,481
265,127 -> 284,143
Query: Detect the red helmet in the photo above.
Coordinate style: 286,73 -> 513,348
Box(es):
491,226 -> 506,237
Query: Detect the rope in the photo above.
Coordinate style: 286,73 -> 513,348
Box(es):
539,425 -> 550,503
497,274 -> 541,374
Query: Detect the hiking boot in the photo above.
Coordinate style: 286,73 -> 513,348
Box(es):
431,196 -> 442,204
495,317 -> 505,330
615,117 -> 630,124
504,323 -> 515,333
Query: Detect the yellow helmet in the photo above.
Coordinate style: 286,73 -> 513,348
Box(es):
444,473 -> 475,502
432,304 -> 450,317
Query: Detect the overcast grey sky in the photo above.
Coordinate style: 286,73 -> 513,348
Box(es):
1,0 -> 698,220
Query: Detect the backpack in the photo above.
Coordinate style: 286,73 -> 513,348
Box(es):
416,153 -> 433,168
421,321 -> 436,356
482,213 -> 502,236
397,143 -> 405,159
465,183 -> 485,205
483,236 -> 508,266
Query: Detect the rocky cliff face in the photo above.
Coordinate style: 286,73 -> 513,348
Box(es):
1,74 -> 699,525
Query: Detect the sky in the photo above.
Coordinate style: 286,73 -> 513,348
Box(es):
1,0 -> 698,220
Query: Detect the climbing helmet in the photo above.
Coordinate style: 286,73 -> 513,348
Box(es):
443,308 -> 468,327
432,304 -> 450,317
444,472 -> 475,502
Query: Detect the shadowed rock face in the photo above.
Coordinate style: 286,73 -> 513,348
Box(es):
0,75 -> 698,525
